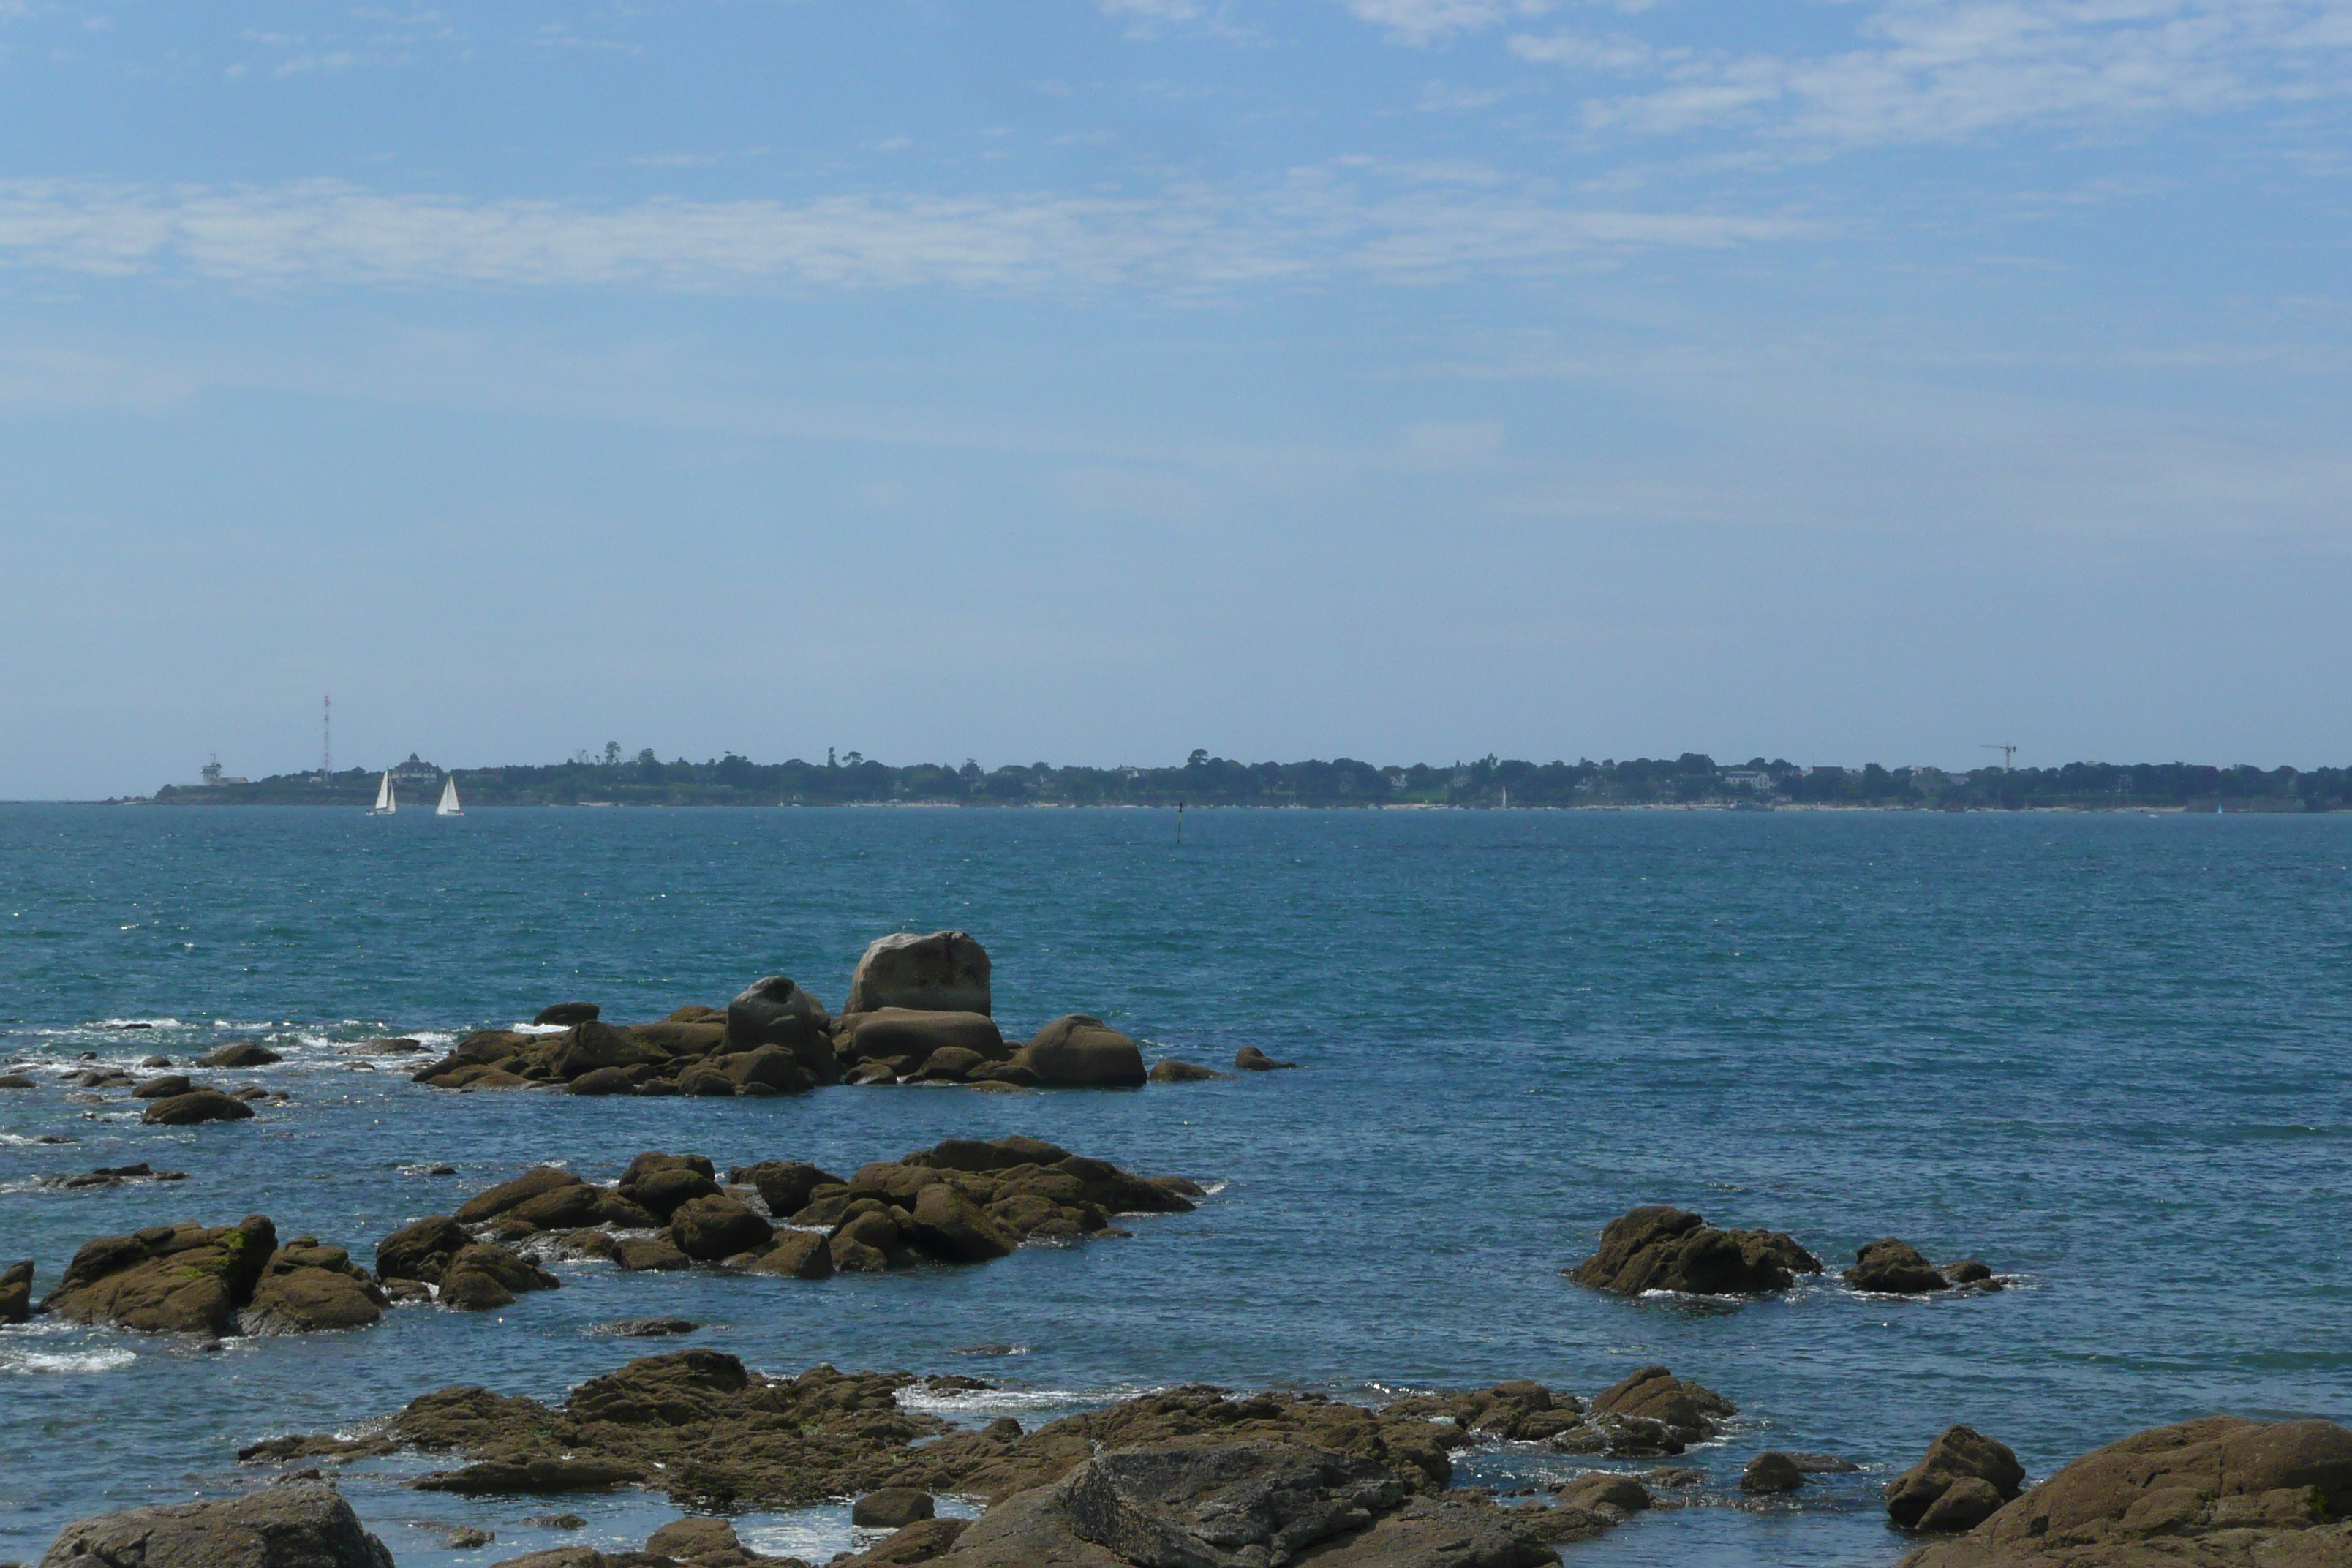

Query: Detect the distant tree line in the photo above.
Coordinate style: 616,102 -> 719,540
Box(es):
146,749 -> 2352,811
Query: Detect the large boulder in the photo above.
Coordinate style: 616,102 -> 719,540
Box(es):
731,1160 -> 843,1218
142,1089 -> 256,1126
1885,1425 -> 2027,1531
1,1259 -> 33,1323
1899,1417 -> 2352,1565
547,1022 -> 663,1081
1847,1237 -> 1954,1294
723,976 -> 838,1082
41,1215 -> 278,1335
1015,1017 -> 1147,1089
37,1480 -> 394,1568
456,1166 -> 586,1224
442,1243 -> 560,1309
668,1194 -> 773,1262
1568,1206 -> 1822,1296
839,1010 -> 1007,1075
905,1184 -> 1017,1264
845,932 -> 992,1016
244,1240 -> 389,1333
377,1215 -> 472,1285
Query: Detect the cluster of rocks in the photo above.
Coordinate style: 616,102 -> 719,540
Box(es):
1569,1206 -> 2000,1299
1894,1415 -> 2352,1564
1385,1365 -> 1737,1459
1,1040 -> 295,1123
412,931 -> 1294,1097
31,1215 -> 390,1336
387,1137 -> 1202,1289
245,1349 -> 1696,1566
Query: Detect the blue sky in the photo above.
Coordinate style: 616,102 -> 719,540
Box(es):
3,1 -> 2349,795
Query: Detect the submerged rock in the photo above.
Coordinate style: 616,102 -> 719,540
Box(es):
142,1089 -> 256,1126
1232,1047 -> 1298,1071
1568,1206 -> 1823,1296
38,1164 -> 189,1189
1899,1417 -> 2352,1564
1741,1452 -> 1806,1493
1147,1059 -> 1223,1083
534,1003 -> 601,1026
200,1041 -> 284,1068
37,1480 -> 394,1568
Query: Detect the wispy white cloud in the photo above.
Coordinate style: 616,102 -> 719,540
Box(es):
0,173 -> 1810,295
1510,0 -> 2352,150
1345,0 -> 1552,47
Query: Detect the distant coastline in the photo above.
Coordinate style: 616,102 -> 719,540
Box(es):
121,751 -> 2352,813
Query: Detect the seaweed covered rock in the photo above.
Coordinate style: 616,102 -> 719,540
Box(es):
37,1480 -> 394,1568
40,1215 -> 279,1335
1885,1425 -> 2027,1531
1568,1206 -> 1822,1296
441,1243 -> 560,1310
377,1215 -> 473,1286
845,932 -> 992,1017
244,1238 -> 389,1333
1899,1417 -> 2352,1565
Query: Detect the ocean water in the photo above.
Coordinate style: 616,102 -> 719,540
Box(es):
2,804 -> 2348,1568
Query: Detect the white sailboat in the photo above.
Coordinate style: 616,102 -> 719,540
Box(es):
437,775 -> 463,817
370,771 -> 396,815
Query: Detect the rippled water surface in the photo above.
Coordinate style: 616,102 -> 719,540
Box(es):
3,804 -> 2348,1567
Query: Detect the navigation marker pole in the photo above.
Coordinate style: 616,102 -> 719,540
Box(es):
1177,800 -> 1184,845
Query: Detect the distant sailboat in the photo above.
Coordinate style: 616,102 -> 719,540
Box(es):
371,771 -> 396,815
437,775 -> 463,818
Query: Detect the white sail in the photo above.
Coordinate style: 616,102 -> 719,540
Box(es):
373,771 -> 395,814
437,776 -> 462,817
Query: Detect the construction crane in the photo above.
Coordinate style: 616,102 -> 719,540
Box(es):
1980,743 -> 2016,772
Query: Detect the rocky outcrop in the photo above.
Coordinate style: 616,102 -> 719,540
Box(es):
1568,1207 -> 1823,1296
835,1011 -> 1008,1081
845,931 -> 992,1016
40,1215 -> 279,1335
142,1088 -> 256,1126
1384,1370 -> 1733,1459
1885,1425 -> 2027,1531
1899,1417 -> 2352,1565
446,1139 -> 1196,1281
724,977 -> 837,1084
1,1259 -> 31,1323
267,1355 -> 1467,1512
1846,1238 -> 2002,1295
37,1480 -> 394,1568
243,1238 -> 389,1333
1014,1017 -> 1146,1088
372,1210 -> 557,1308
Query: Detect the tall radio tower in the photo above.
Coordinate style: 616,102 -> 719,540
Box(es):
320,695 -> 333,779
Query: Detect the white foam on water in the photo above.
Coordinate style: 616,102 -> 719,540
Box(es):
894,1379 -> 1155,1417
1,1346 -> 138,1375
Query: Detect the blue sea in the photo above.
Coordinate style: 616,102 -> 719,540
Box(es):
3,805 -> 2348,1567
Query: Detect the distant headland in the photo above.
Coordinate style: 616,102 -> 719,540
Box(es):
132,749 -> 2352,811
